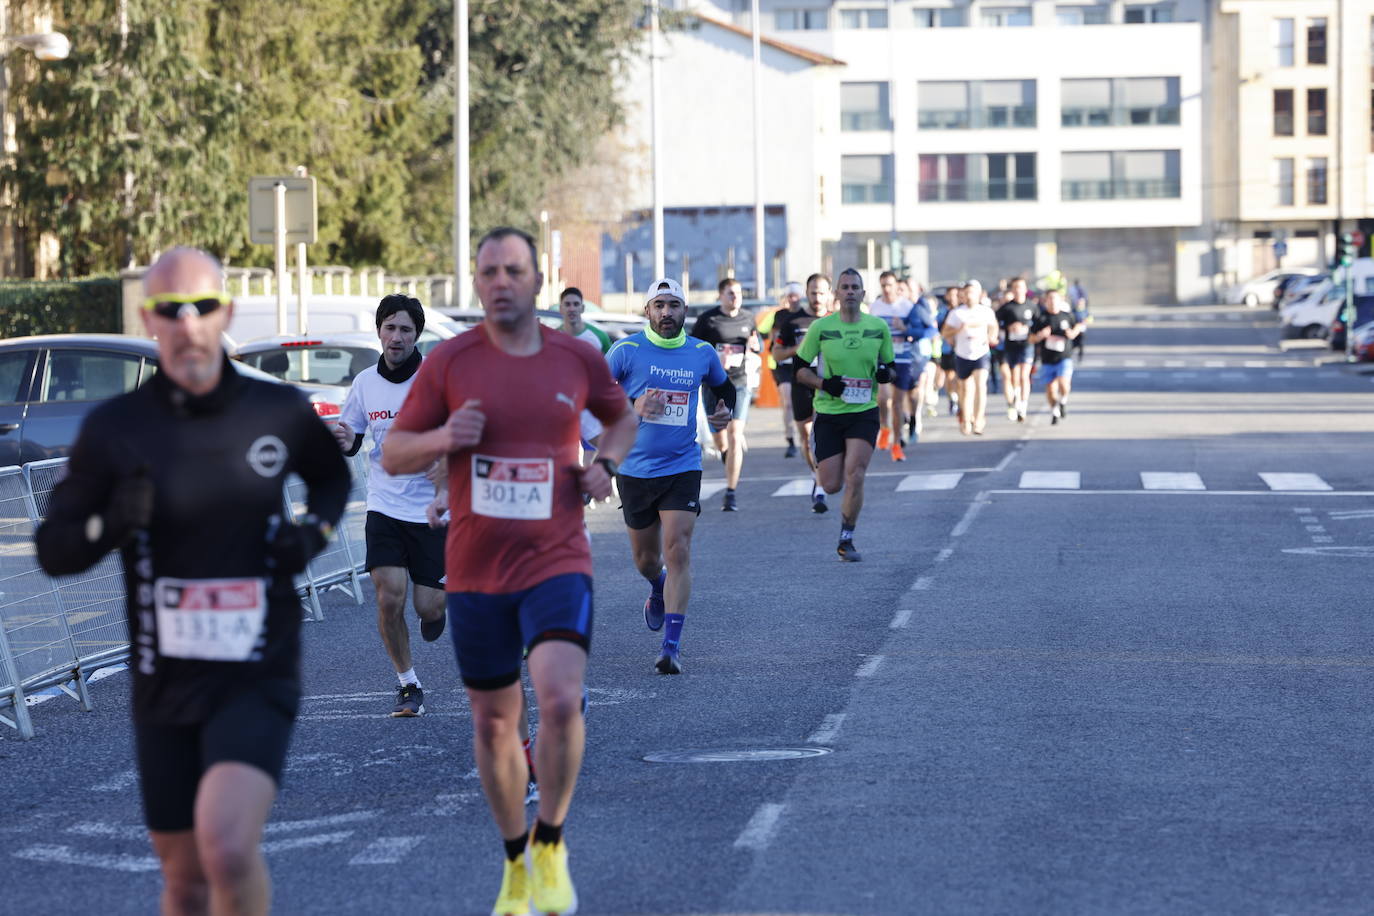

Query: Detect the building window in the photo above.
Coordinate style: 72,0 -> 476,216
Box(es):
1307,88 -> 1327,135
919,153 -> 1037,201
1061,150 -> 1181,200
981,7 -> 1032,27
841,82 -> 891,131
1307,157 -> 1328,204
1062,77 -> 1180,127
842,155 -> 894,204
1274,158 -> 1295,206
913,7 -> 966,27
1307,17 -> 1328,64
1057,5 -> 1110,25
1125,4 -> 1173,23
776,8 -> 828,29
919,80 -> 1036,129
838,7 -> 888,29
1275,18 -> 1295,67
1273,89 -> 1294,136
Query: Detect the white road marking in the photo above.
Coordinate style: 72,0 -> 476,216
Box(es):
259,832 -> 353,854
1312,536 -> 1335,543
698,481 -> 728,501
67,822 -> 144,840
418,790 -> 482,817
1305,525 -> 1326,533
1204,360 -> 1227,368
1293,507 -> 1313,513
1124,359 -> 1147,368
1331,510 -> 1374,519
733,803 -> 786,851
771,479 -> 814,497
1244,360 -> 1269,368
14,845 -> 159,873
807,713 -> 846,745
908,576 -> 934,591
348,836 -> 425,866
889,607 -> 915,629
897,472 -> 963,491
855,656 -> 885,678
950,495 -> 988,537
1019,471 -> 1080,489
1260,473 -> 1332,491
1164,360 -> 1186,368
90,770 -> 138,793
265,811 -> 380,834
935,547 -> 954,563
1141,472 -> 1205,491
996,490 -> 1374,497
1298,516 -> 1320,523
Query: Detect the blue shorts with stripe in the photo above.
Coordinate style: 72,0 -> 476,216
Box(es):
447,573 -> 593,690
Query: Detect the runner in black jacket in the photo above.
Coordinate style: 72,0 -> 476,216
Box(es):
35,247 -> 349,916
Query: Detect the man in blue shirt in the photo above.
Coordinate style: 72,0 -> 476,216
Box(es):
607,277 -> 733,674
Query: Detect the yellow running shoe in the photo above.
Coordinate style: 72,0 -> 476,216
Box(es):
492,854 -> 531,916
529,838 -> 578,915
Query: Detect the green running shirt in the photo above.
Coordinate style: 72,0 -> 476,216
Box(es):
796,312 -> 894,414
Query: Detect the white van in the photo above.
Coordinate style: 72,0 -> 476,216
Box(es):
225,295 -> 462,346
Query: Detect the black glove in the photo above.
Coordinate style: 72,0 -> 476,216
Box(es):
820,375 -> 847,398
266,513 -> 328,576
874,363 -> 894,385
104,467 -> 154,542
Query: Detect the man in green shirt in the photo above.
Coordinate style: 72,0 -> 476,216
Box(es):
559,286 -> 612,353
794,268 -> 895,562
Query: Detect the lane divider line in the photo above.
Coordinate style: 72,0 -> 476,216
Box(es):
733,803 -> 786,851
855,656 -> 885,678
807,713 -> 846,745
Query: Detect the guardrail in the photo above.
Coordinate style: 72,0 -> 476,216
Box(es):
0,452 -> 372,739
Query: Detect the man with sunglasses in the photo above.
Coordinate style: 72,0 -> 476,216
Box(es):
35,247 -> 350,916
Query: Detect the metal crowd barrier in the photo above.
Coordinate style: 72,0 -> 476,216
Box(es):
0,452 -> 375,739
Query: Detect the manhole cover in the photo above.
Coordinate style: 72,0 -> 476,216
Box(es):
643,747 -> 833,763
1282,546 -> 1374,557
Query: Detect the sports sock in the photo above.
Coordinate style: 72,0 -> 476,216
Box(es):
650,568 -> 666,596
786,436 -> 795,446
397,668 -> 420,688
504,833 -> 529,861
664,613 -> 685,645
533,820 -> 563,846
839,525 -> 855,540
726,487 -> 735,495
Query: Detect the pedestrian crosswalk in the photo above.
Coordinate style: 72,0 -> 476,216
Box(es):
744,470 -> 1350,498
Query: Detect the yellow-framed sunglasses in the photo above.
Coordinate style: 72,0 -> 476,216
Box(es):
140,291 -> 231,320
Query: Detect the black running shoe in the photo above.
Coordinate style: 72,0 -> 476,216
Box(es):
391,684 -> 424,717
810,481 -> 828,514
722,491 -> 738,512
1058,402 -> 1068,418
420,612 -> 446,642
784,443 -> 799,459
655,641 -> 683,675
907,416 -> 916,438
837,539 -> 862,562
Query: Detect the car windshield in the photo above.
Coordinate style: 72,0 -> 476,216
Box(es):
240,346 -> 377,385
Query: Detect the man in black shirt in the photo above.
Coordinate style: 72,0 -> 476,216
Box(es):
1029,289 -> 1085,425
35,247 -> 350,915
689,277 -> 760,512
995,277 -> 1040,423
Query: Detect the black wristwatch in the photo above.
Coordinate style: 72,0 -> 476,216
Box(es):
595,456 -> 619,478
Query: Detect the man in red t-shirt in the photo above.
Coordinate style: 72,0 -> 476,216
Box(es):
384,227 -> 635,916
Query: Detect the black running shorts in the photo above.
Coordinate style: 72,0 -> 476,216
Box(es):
365,511 -> 446,590
813,408 -> 880,463
791,381 -> 816,424
134,680 -> 298,832
617,470 -> 702,530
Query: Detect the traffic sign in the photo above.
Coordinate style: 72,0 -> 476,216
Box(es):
248,176 -> 318,245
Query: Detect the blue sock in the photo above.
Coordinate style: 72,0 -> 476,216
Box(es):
664,613 -> 685,646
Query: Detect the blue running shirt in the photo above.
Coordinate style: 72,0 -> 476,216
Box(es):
607,332 -> 728,478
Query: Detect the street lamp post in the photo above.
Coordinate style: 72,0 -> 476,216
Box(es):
453,0 -> 470,310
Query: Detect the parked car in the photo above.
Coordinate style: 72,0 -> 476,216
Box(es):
231,329 -> 451,419
225,295 -> 461,345
1326,296 -> 1374,351
0,334 -> 334,467
1279,278 -> 1342,339
1350,320 -> 1374,361
1273,272 -> 1322,310
437,308 -> 565,332
1228,268 -> 1320,307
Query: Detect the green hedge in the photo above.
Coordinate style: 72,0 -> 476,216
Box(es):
0,277 -> 122,338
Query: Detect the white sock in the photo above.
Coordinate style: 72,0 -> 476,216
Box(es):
397,668 -> 420,688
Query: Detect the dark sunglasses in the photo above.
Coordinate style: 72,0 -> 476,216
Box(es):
141,292 -> 231,319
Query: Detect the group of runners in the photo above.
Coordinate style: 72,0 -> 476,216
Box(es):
33,232 -> 1084,916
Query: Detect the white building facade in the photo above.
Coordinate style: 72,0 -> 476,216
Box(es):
615,0 -> 1208,305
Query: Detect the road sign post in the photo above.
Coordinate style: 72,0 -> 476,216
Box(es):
249,175 -> 318,335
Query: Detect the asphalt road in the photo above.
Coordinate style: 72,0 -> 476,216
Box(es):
4,305 -> 1373,915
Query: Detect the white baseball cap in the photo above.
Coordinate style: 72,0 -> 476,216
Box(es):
644,277 -> 686,305
784,281 -> 804,297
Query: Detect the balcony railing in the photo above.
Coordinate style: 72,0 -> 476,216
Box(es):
1061,105 -> 1181,127
842,184 -> 895,204
1061,178 -> 1182,200
918,178 -> 1038,202
841,111 -> 892,131
918,106 -> 1037,129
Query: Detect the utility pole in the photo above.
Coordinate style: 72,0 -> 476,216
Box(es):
453,0 -> 470,309
649,0 -> 665,286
